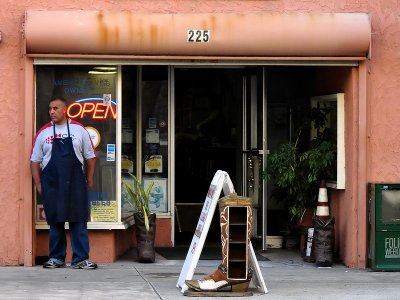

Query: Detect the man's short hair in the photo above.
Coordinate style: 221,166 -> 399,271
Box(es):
49,96 -> 68,106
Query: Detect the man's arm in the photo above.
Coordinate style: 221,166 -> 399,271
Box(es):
86,158 -> 96,191
31,162 -> 42,195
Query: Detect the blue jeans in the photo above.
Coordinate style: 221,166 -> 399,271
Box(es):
49,222 -> 90,265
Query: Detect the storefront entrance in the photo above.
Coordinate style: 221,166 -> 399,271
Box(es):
33,63 -> 350,260
173,66 -> 319,248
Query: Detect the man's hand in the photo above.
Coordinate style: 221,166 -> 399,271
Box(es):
86,158 -> 96,191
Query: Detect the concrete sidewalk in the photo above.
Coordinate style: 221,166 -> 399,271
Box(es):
1,249 -> 399,299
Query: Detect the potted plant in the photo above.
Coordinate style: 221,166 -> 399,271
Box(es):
264,107 -> 336,227
122,173 -> 156,263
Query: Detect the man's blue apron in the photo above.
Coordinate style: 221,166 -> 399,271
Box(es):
41,121 -> 88,225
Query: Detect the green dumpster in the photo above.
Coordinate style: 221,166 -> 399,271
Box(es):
368,183 -> 400,271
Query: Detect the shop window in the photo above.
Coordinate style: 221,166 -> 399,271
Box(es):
35,64 -> 171,228
35,65 -> 118,225
141,66 -> 169,213
120,66 -> 170,218
121,66 -> 137,219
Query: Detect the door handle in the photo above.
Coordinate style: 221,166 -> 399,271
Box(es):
243,149 -> 268,155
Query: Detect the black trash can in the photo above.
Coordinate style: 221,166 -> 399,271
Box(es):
313,217 -> 335,267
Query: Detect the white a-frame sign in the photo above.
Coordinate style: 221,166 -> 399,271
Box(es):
176,170 -> 268,294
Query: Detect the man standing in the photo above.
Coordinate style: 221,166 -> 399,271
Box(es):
31,96 -> 97,269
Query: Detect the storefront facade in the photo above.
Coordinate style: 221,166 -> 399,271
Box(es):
0,1 -> 397,268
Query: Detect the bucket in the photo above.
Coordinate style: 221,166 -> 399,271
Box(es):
266,236 -> 283,248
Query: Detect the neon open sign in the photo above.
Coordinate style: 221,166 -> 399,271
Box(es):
67,97 -> 117,120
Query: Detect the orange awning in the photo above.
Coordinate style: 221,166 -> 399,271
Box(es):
25,11 -> 371,58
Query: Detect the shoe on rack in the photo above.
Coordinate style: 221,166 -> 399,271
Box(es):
43,258 -> 66,269
71,259 -> 98,270
185,264 -> 251,292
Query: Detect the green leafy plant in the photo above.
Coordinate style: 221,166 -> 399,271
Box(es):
264,107 -> 336,223
122,173 -> 154,231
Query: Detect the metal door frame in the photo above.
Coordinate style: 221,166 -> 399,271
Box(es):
242,67 -> 268,251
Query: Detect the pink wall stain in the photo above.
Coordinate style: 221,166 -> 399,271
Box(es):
0,0 -> 399,267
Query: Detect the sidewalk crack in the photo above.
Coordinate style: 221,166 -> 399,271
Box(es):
134,266 -> 163,299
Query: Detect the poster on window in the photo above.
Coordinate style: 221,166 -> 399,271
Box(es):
146,129 -> 160,144
143,178 -> 168,213
90,200 -> 117,222
144,155 -> 162,173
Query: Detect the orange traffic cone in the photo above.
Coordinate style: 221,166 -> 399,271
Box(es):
316,180 -> 329,220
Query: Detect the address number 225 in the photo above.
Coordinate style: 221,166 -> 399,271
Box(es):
187,30 -> 210,43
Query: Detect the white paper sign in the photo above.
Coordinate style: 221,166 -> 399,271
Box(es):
146,129 -> 160,144
103,94 -> 112,106
106,144 -> 115,161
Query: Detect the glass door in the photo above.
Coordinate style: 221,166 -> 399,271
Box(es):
173,67 -> 243,245
242,67 -> 268,250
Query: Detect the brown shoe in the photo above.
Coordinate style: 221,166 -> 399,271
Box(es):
185,264 -> 251,292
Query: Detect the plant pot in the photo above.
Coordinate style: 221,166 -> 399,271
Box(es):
313,217 -> 335,267
134,213 -> 156,263
297,208 -> 314,228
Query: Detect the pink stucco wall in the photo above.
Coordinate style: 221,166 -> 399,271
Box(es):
315,67 -> 362,267
0,0 -> 399,267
